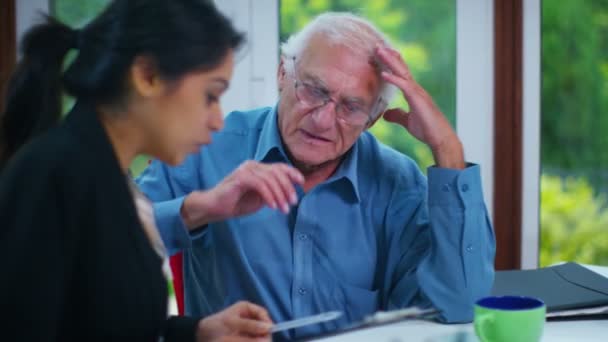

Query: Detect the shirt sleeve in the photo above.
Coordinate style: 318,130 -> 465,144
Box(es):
383,163 -> 496,323
136,158 -> 207,256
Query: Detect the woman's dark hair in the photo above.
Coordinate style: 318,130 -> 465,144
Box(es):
0,0 -> 243,165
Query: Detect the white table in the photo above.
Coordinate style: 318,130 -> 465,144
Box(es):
315,319 -> 608,342
315,265 -> 608,342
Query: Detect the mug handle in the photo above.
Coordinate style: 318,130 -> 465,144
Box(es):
475,315 -> 495,342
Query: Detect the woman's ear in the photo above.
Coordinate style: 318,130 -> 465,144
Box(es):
130,55 -> 165,98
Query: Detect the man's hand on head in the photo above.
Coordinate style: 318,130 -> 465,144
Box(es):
374,44 -> 465,170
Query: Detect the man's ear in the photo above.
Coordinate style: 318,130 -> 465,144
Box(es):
130,55 -> 165,98
277,57 -> 287,93
366,98 -> 389,129
367,110 -> 384,129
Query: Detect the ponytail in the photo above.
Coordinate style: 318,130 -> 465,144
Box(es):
0,16 -> 76,166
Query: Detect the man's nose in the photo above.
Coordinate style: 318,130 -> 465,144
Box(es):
311,101 -> 337,130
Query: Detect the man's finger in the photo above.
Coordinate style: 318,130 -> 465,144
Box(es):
280,164 -> 305,185
383,108 -> 409,127
381,71 -> 416,105
252,167 -> 291,213
381,71 -> 407,89
268,165 -> 299,206
240,172 -> 278,210
375,45 -> 410,78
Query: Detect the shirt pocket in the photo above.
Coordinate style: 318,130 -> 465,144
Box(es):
332,282 -> 379,323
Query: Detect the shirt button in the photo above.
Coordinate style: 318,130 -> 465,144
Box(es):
298,287 -> 307,295
442,184 -> 450,192
299,233 -> 308,241
461,184 -> 469,192
466,244 -> 474,252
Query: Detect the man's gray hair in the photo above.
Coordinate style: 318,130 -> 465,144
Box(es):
281,12 -> 399,119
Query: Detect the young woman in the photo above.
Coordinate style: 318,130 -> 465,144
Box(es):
0,1 -> 272,341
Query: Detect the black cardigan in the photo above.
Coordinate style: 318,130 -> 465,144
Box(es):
0,102 -> 199,341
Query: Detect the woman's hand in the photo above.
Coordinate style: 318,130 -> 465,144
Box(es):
196,301 -> 273,342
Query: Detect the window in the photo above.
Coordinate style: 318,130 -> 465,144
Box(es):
280,0 -> 456,170
539,0 -> 608,266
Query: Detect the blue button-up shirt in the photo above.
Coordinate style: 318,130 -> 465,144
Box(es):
137,106 -> 495,340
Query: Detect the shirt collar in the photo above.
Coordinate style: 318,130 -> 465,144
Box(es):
253,106 -> 289,163
254,105 -> 361,203
325,140 -> 361,203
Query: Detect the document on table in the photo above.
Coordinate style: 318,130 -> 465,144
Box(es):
271,311 -> 343,333
492,262 -> 608,319
291,307 -> 441,341
546,305 -> 608,318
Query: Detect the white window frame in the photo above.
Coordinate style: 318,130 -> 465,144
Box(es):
16,0 -> 49,55
521,0 -> 541,269
456,0 -> 495,217
214,0 -> 279,115
457,0 -> 542,269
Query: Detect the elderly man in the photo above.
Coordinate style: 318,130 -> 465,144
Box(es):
137,12 -> 495,340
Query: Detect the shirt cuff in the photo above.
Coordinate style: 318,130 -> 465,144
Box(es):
427,163 -> 484,207
154,197 -> 206,255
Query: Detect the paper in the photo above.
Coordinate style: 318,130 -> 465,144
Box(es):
361,307 -> 440,326
271,311 -> 343,333
546,305 -> 608,318
286,307 -> 442,341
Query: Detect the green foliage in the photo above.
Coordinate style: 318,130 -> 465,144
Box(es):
540,174 -> 608,266
131,155 -> 151,177
540,0 -> 608,265
541,0 -> 608,181
51,0 -> 111,27
280,0 -> 455,170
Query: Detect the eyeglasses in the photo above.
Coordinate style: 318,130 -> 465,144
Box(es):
290,57 -> 386,127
